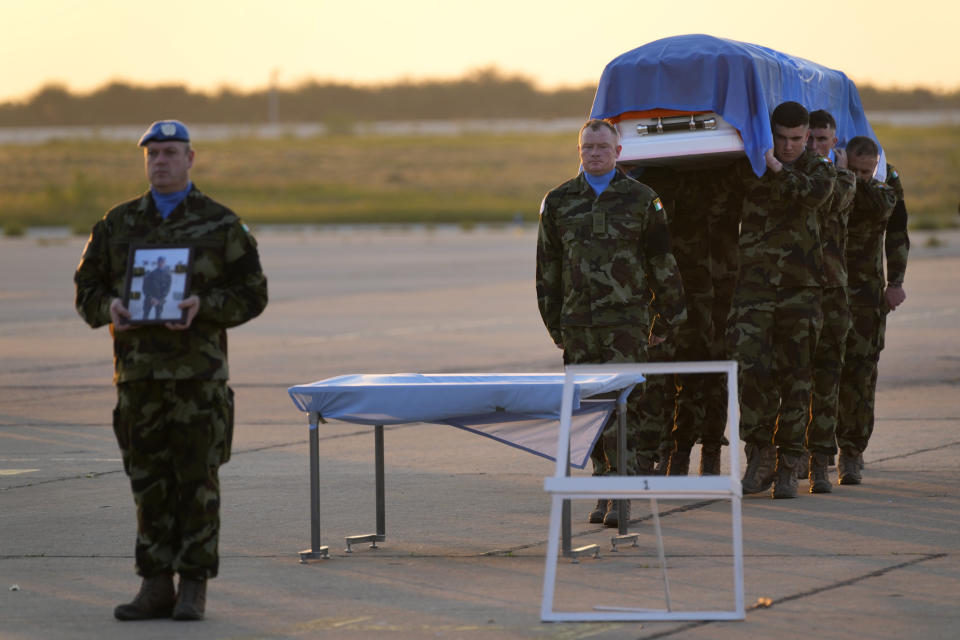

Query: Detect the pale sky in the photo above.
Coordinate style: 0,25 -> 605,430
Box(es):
3,0 -> 958,104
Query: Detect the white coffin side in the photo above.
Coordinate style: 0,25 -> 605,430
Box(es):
615,113 -> 745,166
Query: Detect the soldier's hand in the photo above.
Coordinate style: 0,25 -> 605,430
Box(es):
166,295 -> 200,330
649,333 -> 667,346
885,286 -> 906,311
764,148 -> 783,173
109,298 -> 136,331
834,148 -> 847,169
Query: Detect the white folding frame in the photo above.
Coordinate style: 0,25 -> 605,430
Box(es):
541,361 -> 745,622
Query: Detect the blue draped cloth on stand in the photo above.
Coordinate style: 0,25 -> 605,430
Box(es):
288,373 -> 644,469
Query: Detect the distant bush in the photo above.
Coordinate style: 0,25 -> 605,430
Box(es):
858,86 -> 960,111
3,71 -> 958,130
3,221 -> 25,237
0,68 -> 597,127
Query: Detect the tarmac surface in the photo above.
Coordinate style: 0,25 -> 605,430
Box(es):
1,225 -> 958,639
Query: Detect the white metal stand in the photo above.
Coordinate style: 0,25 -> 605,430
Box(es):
541,361 -> 745,622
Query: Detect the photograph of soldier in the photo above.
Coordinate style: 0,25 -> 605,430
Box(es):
835,136 -> 906,485
141,255 -> 172,320
724,101 -> 836,499
802,109 -> 857,493
536,118 -> 686,527
122,246 -> 191,324
74,119 -> 268,621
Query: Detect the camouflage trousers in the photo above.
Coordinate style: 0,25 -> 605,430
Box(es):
113,380 -> 234,580
727,285 -> 822,455
644,337 -> 677,461
644,290 -> 718,454
836,305 -> 887,453
561,325 -> 652,475
701,275 -> 737,449
672,290 -> 719,450
806,287 -> 852,454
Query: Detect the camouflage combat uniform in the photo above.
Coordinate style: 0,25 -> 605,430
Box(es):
701,168 -> 742,457
836,168 -> 902,454
536,170 -> 686,473
726,150 -> 835,455
75,185 -> 268,580
673,169 -> 738,458
633,167 -> 719,466
806,167 -> 856,454
883,165 -> 910,293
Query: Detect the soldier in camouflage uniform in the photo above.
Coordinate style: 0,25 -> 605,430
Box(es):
835,136 -> 904,485
621,166 -> 680,476
630,166 -> 721,477
883,165 -> 910,310
74,120 -> 268,621
536,119 -> 686,528
674,167 -> 741,475
698,169 -> 742,475
725,102 -> 836,499
803,110 -> 857,493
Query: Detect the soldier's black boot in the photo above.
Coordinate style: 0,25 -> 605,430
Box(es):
699,444 -> 722,475
602,499 -> 630,528
741,443 -> 776,494
588,498 -> 608,524
605,454 -> 654,528
772,452 -> 800,499
809,452 -> 833,493
654,442 -> 671,475
172,577 -> 207,621
666,447 -> 691,476
636,455 -> 655,476
114,573 -> 176,620
838,448 -> 863,485
796,447 -> 810,479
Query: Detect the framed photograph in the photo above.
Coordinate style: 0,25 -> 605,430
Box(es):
122,244 -> 193,325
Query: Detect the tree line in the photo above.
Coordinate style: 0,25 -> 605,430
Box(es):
2,67 -> 958,127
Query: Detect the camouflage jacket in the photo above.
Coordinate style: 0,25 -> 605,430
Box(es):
846,177 -> 897,307
635,166 -> 714,296
705,165 -> 742,286
75,185 -> 269,383
820,168 -> 856,288
884,164 -> 910,286
536,170 -> 686,346
730,149 -> 836,287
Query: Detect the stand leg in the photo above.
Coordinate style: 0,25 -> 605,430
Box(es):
300,413 -> 329,561
651,497 -> 671,610
344,424 -> 387,553
375,424 -> 386,540
617,391 -> 628,536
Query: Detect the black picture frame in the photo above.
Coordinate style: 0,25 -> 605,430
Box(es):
122,244 -> 194,325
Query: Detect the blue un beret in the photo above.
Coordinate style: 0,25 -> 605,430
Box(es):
138,120 -> 190,146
